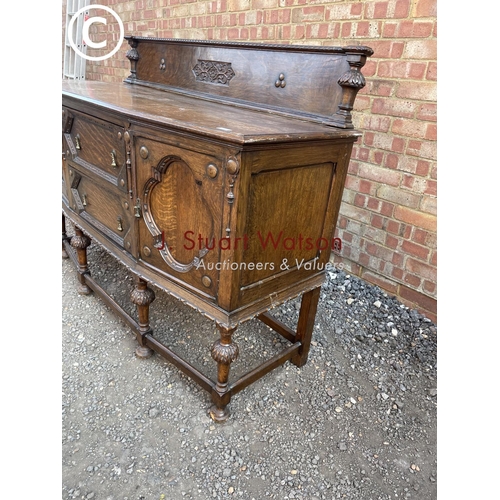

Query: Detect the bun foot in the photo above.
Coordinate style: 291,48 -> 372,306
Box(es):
209,405 -> 230,423
135,344 -> 154,358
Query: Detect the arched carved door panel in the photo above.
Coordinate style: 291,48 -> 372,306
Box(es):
135,137 -> 225,299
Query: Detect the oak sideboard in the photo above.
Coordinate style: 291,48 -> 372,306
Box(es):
62,36 -> 373,421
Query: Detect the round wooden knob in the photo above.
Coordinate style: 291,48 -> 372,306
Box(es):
226,158 -> 239,175
206,163 -> 218,178
202,276 -> 212,288
139,146 -> 149,159
143,246 -> 152,257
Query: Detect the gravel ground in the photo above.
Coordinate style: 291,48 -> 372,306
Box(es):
62,239 -> 437,500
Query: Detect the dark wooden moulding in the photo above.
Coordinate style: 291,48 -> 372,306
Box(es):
62,36 -> 373,421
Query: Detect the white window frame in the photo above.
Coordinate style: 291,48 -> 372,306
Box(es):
63,0 -> 91,79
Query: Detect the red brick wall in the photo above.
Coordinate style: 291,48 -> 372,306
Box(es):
74,0 -> 437,322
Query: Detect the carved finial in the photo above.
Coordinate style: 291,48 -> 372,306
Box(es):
331,46 -> 373,129
126,38 -> 140,81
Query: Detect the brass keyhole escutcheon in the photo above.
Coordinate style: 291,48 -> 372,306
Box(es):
111,150 -> 117,167
117,216 -> 123,232
134,198 -> 142,218
75,134 -> 81,150
82,194 -> 88,207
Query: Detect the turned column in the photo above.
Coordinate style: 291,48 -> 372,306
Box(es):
210,325 -> 239,422
125,38 -> 140,81
70,227 -> 91,295
130,277 -> 155,358
291,286 -> 321,367
331,46 -> 374,129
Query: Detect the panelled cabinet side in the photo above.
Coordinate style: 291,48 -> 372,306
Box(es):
228,138 -> 358,317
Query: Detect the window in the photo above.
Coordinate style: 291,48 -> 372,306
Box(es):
63,0 -> 91,79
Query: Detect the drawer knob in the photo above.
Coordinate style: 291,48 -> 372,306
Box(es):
75,134 -> 81,150
117,216 -> 123,232
111,150 -> 117,167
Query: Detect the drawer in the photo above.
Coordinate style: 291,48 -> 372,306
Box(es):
63,108 -> 126,182
67,167 -> 134,253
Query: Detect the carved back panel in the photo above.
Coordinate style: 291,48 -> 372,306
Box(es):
124,37 -> 373,129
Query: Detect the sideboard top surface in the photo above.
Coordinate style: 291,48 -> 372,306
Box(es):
62,80 -> 361,145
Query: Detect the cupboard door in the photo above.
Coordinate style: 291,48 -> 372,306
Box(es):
135,136 -> 225,299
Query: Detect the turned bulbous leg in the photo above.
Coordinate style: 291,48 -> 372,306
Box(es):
70,227 -> 91,295
130,277 -> 155,358
209,325 -> 239,422
62,214 -> 69,259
